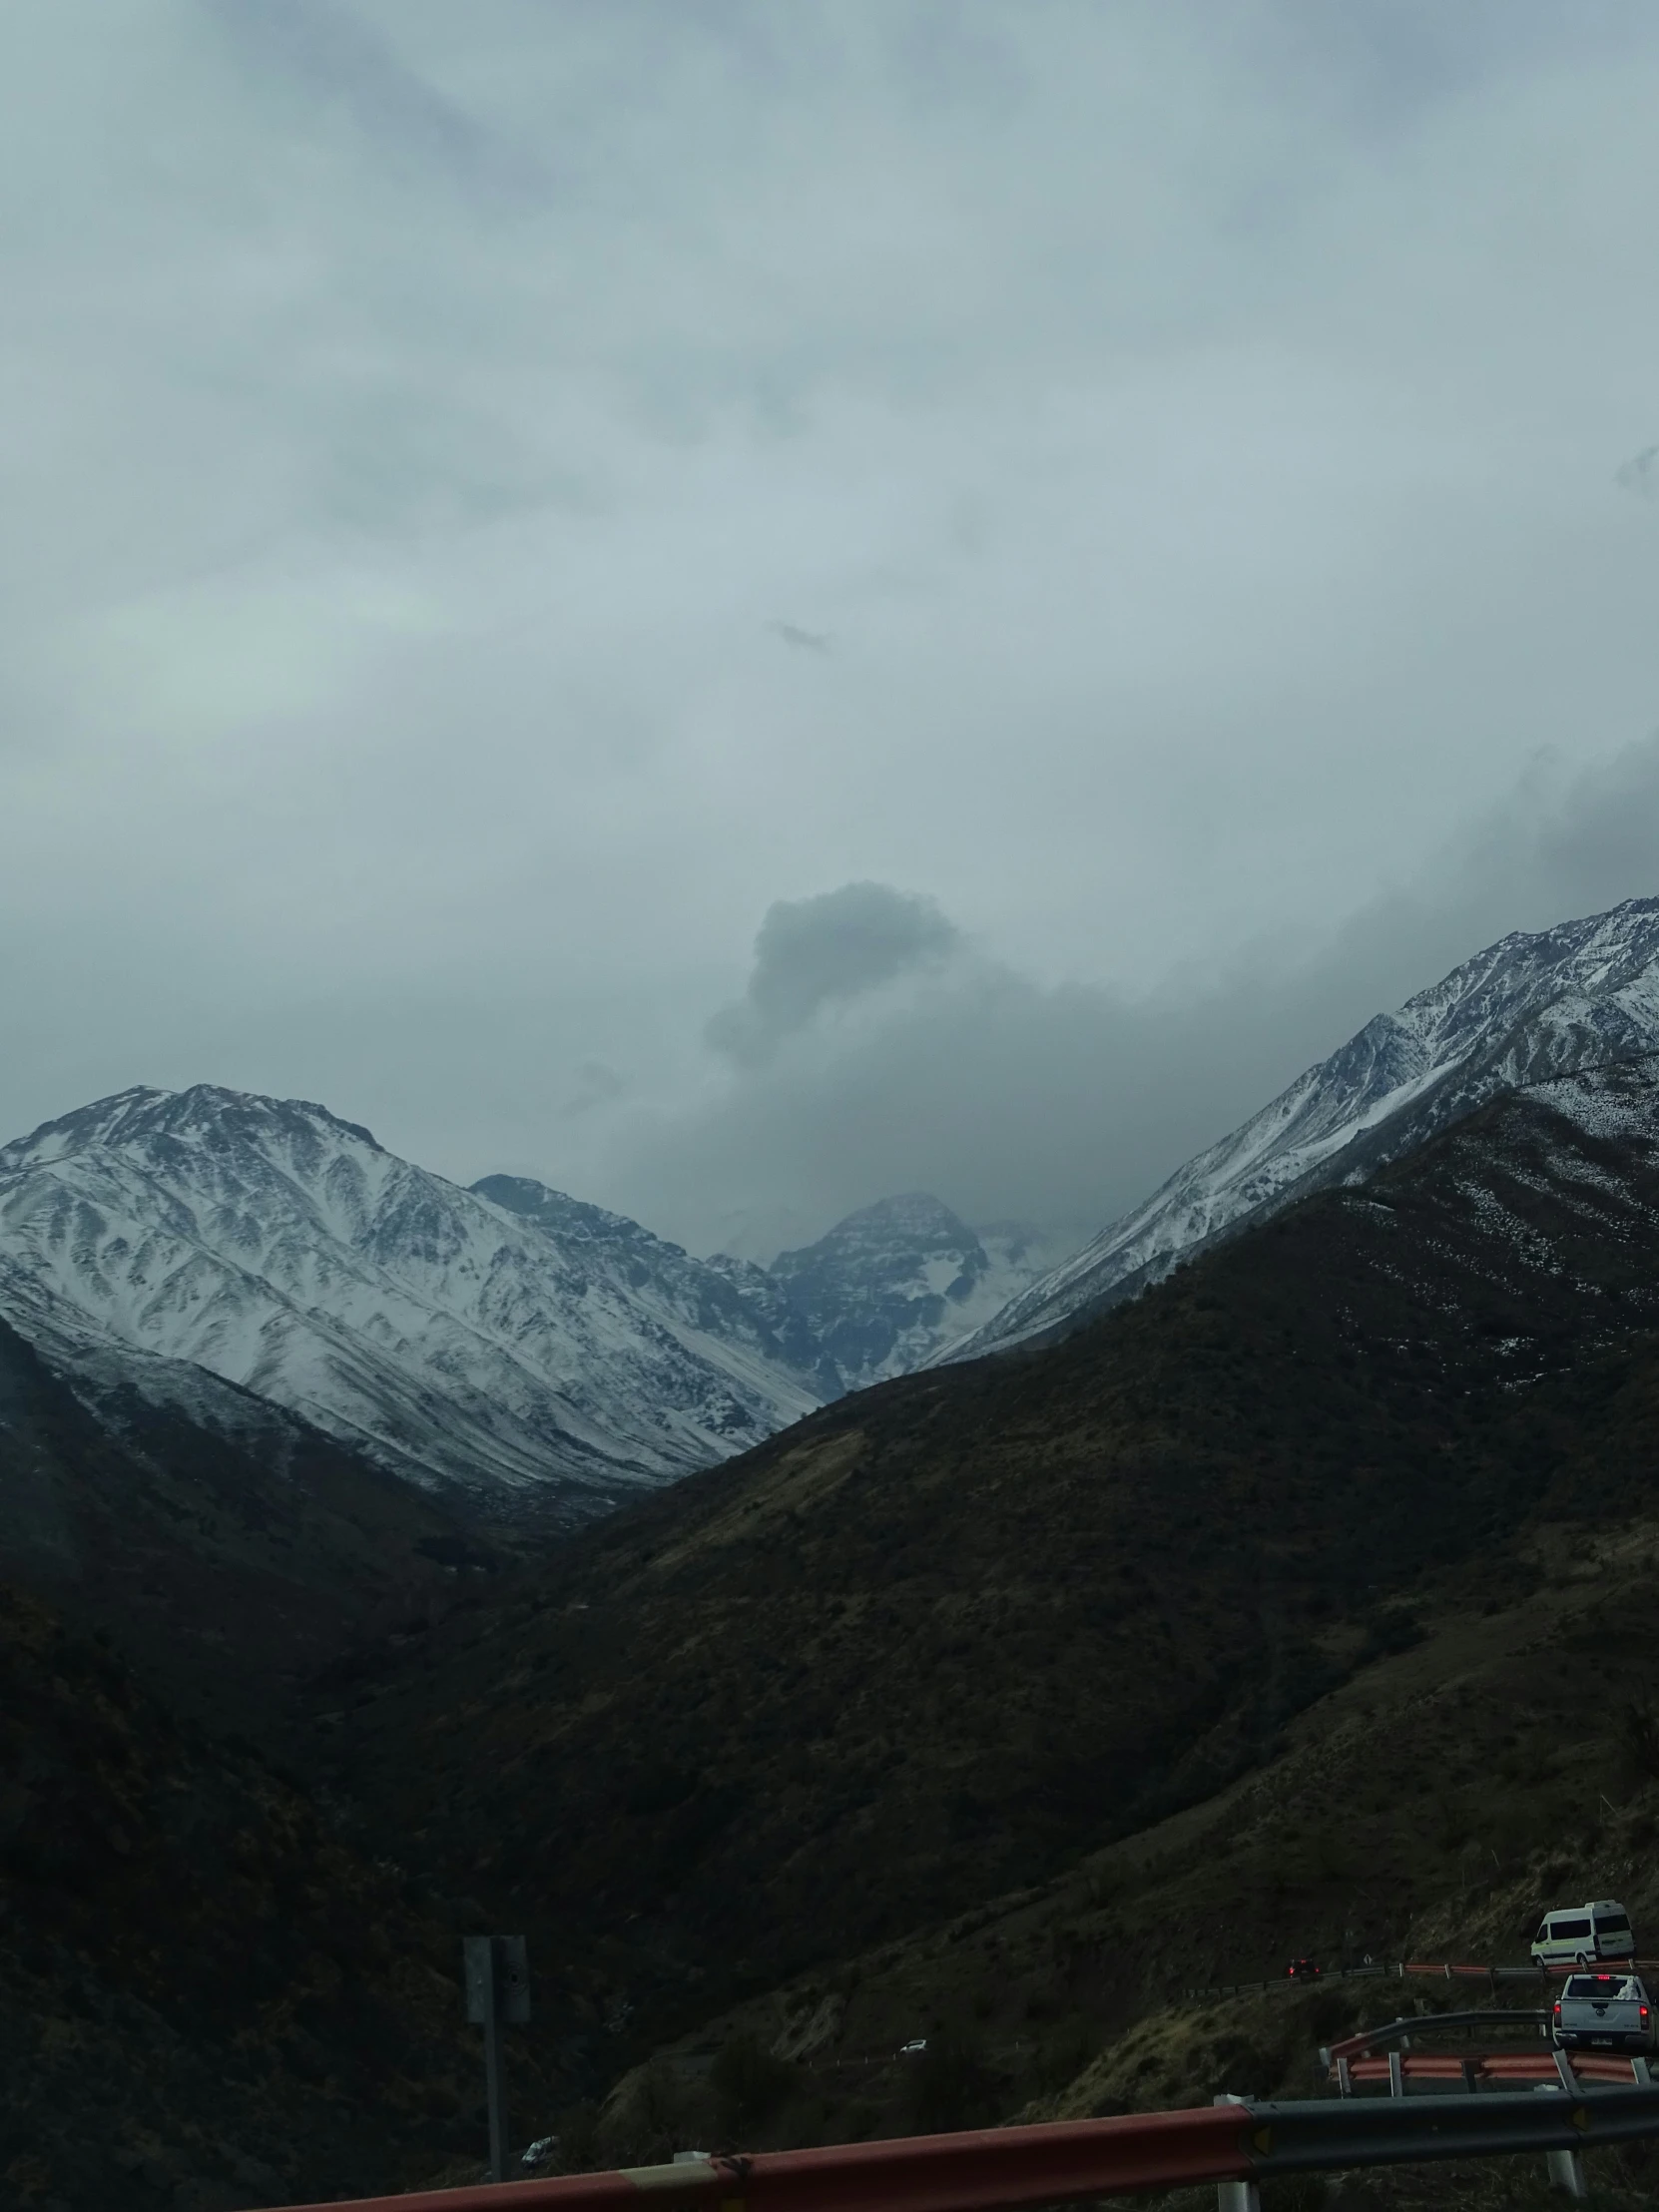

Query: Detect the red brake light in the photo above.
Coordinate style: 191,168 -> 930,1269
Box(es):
1554,2003 -> 1561,2017
1642,2007 -> 1649,2020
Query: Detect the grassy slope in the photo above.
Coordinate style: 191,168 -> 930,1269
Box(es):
0,1313 -> 500,1738
0,1578 -> 579,2210
17,1060 -> 1659,2202
344,1065 -> 1659,2057
575,1506 -> 1659,2183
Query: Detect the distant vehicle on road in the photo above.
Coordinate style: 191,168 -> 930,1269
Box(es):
898,2039 -> 927,2054
1286,1958 -> 1322,1982
1531,1901 -> 1636,1968
1553,1971 -> 1654,2052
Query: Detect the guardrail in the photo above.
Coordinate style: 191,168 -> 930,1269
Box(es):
1315,2011 -> 1658,2099
1184,1957 -> 1659,2001
267,2081 -> 1659,2212
1325,2008 -> 1550,2064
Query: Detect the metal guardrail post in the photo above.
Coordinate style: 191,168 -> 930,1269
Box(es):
1387,2052 -> 1403,2099
463,1935 -> 531,2184
1546,2148 -> 1588,2199
1538,2074 -> 1589,2197
1213,2102 -> 1258,2212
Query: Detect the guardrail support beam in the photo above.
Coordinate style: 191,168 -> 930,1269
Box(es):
1546,2148 -> 1588,2199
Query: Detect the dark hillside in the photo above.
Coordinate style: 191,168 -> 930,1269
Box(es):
626,1502 -> 1659,2153
0,1580 -> 563,2209
345,1058 -> 1659,2042
0,1315 -> 497,1736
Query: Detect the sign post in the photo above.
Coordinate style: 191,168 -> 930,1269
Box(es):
463,1936 -> 530,2182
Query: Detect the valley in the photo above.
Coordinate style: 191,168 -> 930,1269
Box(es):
9,905 -> 1659,2206
328,1054 -> 1659,2064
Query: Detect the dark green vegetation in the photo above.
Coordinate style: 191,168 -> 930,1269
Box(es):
12,1058 -> 1659,2204
0,1315 -> 498,1737
343,1062 -> 1659,2046
0,1580 -> 568,2210
621,1514 -> 1659,2152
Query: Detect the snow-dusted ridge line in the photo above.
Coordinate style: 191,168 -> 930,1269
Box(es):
767,1193 -> 1067,1393
0,1085 -> 825,1519
943,895 -> 1659,1361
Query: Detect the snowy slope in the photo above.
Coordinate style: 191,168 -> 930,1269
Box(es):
0,1088 -> 822,1519
770,1195 -> 1063,1390
482,1183 -> 1065,1401
948,895 -> 1659,1359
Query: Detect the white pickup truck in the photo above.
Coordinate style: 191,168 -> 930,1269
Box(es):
1553,1972 -> 1655,2053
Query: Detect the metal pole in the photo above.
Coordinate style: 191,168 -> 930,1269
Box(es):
464,1936 -> 528,2186
1545,2148 -> 1588,2199
484,2001 -> 507,2185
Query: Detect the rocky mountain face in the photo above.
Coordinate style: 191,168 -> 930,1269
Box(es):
768,1194 -> 1060,1392
474,1174 -> 840,1396
951,894 -> 1659,1358
0,1084 -> 1061,1539
342,1052 -> 1659,2043
0,1086 -> 823,1526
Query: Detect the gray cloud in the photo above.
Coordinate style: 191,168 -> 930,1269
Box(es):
207,0 -> 549,204
770,621 -> 832,654
2,5 -> 1659,1268
706,882 -> 960,1068
603,738 -> 1659,1258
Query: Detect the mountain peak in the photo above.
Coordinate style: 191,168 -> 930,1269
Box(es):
0,1083 -> 384,1174
949,891 -> 1659,1360
784,1191 -> 979,1254
0,1093 -> 820,1517
770,1193 -> 1031,1391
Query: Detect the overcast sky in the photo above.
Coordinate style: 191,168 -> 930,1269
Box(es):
5,1 -> 1659,1259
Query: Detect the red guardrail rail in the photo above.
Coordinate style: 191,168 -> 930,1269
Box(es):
1326,2009 -> 1548,2064
270,2109 -> 1253,2212
268,2083 -> 1659,2212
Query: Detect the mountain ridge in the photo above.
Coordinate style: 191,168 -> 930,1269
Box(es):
768,1193 -> 1061,1392
0,1085 -> 1058,1533
948,893 -> 1659,1358
0,1084 -> 823,1523
336,1050 -> 1659,2046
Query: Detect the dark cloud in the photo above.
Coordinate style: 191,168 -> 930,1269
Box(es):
208,0 -> 549,203
769,621 -> 832,653
612,739 -> 1659,1257
706,882 -> 961,1069
559,1061 -> 625,1119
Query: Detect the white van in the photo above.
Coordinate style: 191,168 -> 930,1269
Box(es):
1530,1901 -> 1636,1968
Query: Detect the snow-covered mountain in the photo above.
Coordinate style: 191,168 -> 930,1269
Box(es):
485,1178 -> 1061,1395
472,1174 -> 837,1394
0,1087 -> 822,1521
770,1194 -> 1063,1391
948,895 -> 1659,1360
